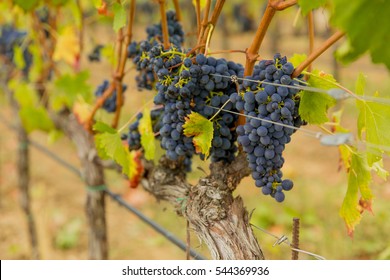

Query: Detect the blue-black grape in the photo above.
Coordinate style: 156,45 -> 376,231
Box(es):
127,10 -> 184,91
231,53 -> 304,202
0,25 -> 32,76
94,80 -> 127,113
88,44 -> 104,62
125,107 -> 164,151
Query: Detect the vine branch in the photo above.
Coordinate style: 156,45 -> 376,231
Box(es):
199,0 -> 225,53
244,2 -> 276,76
307,11 -> 315,73
112,0 -> 136,128
197,0 -> 211,47
292,30 -> 345,78
172,0 -> 181,21
195,0 -> 201,37
159,0 -> 170,50
270,0 -> 297,11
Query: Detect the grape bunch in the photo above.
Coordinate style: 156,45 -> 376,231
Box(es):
231,53 -> 304,202
0,25 -> 32,76
123,107 -> 163,150
146,10 -> 184,47
151,47 -> 195,170
94,80 -> 128,113
185,53 -> 244,162
88,44 -> 104,62
127,10 -> 184,90
151,48 -> 244,167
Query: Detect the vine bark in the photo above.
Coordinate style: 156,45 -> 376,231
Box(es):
142,153 -> 265,260
53,112 -> 108,260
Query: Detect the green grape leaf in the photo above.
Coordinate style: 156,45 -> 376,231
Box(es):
19,107 -> 55,133
331,0 -> 390,70
13,0 -> 39,11
13,45 -> 25,70
93,122 -> 132,177
371,160 -> 389,181
299,70 -> 337,124
290,53 -> 307,68
331,110 -> 352,171
51,71 -> 92,111
48,129 -> 64,144
93,121 -> 116,134
9,80 -> 37,107
9,80 -> 54,133
355,73 -> 390,166
340,152 -> 372,236
183,112 -> 213,158
298,0 -> 327,15
101,45 -> 117,67
138,108 -> 156,161
112,2 -> 127,32
50,0 -> 70,7
28,43 -> 44,82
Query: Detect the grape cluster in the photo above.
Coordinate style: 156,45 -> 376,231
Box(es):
94,80 -> 128,113
127,10 -> 184,90
88,44 -> 104,62
0,25 -> 32,76
231,54 -> 304,202
137,44 -> 243,168
146,10 -> 184,47
151,46 -> 194,169
186,54 -> 244,162
124,107 -> 163,150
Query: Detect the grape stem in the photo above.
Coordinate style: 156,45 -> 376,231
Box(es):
244,0 -> 298,76
203,24 -> 214,56
307,11 -> 315,73
113,0 -> 136,128
158,0 -> 170,50
292,31 -> 345,78
172,0 -> 182,21
197,0 -> 211,46
76,0 -> 84,58
86,0 -> 136,131
199,0 -> 225,53
207,49 -> 247,56
85,83 -> 116,131
195,0 -> 201,37
270,0 -> 298,10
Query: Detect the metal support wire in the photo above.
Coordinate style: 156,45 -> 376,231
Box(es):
28,140 -> 82,178
0,113 -> 206,260
105,189 -> 206,260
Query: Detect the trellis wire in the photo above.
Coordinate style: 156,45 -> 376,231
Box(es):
250,223 -> 326,260
0,112 -> 327,260
0,114 -> 206,260
212,73 -> 390,106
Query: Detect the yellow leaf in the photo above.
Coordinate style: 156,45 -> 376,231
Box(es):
53,26 -> 80,65
73,100 -> 92,124
183,112 -> 213,158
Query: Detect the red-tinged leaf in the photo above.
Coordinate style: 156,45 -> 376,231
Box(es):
340,152 -> 372,236
53,26 -> 80,65
183,112 -> 213,158
138,108 -> 156,161
129,150 -> 144,189
73,100 -> 91,125
97,1 -> 109,15
359,198 -> 373,215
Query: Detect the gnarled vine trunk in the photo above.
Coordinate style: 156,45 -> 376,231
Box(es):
142,153 -> 264,260
53,112 -> 107,260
